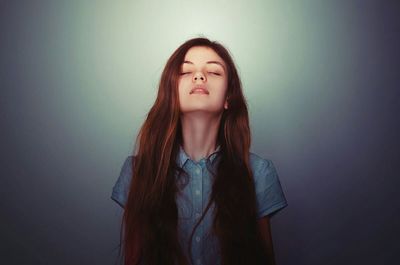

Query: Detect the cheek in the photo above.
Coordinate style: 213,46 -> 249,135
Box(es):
217,91 -> 227,102
215,78 -> 228,90
178,79 -> 193,96
178,81 -> 186,92
178,79 -> 188,93
217,82 -> 228,97
177,85 -> 188,104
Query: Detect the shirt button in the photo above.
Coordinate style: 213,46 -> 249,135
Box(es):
195,190 -> 200,195
195,213 -> 201,219
195,167 -> 201,175
195,236 -> 201,242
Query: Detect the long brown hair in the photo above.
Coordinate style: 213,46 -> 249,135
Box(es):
118,37 -> 269,265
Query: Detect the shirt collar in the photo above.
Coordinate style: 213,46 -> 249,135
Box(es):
177,144 -> 221,168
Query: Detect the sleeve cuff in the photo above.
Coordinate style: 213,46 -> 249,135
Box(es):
258,200 -> 288,219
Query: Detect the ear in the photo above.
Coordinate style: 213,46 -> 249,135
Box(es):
224,97 -> 229,109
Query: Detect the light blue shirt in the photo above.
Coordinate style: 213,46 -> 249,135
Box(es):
111,145 -> 288,265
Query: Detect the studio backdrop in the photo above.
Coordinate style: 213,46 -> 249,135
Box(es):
0,0 -> 398,264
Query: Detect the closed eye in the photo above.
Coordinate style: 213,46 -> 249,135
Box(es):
180,72 -> 221,76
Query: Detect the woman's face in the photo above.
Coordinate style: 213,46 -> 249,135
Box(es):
178,46 -> 228,115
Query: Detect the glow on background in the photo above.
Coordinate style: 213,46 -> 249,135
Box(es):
0,0 -> 398,264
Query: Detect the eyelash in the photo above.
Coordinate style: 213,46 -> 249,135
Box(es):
180,72 -> 221,76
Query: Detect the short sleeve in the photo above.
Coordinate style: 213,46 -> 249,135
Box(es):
253,158 -> 288,218
111,156 -> 135,208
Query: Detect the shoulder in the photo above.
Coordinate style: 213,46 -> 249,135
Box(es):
249,152 -> 288,218
120,155 -> 136,182
249,152 -> 277,177
111,155 -> 136,208
249,152 -> 280,193
123,155 -> 135,168
119,155 -> 135,180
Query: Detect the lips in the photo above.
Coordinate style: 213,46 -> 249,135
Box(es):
190,86 -> 209,95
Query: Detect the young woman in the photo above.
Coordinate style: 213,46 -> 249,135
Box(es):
111,37 -> 288,265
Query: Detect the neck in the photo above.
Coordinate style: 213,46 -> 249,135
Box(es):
180,112 -> 222,162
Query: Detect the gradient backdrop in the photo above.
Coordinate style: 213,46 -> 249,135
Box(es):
1,0 -> 399,264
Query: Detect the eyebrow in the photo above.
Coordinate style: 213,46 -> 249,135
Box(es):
182,60 -> 226,72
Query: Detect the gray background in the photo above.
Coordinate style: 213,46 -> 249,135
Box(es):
1,0 -> 399,264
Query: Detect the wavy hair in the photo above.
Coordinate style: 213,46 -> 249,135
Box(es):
118,37 -> 269,265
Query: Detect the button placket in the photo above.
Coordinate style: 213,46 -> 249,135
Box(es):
194,165 -> 202,218
194,163 -> 204,243
177,146 -> 222,265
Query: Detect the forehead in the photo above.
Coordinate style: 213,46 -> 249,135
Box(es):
183,46 -> 225,67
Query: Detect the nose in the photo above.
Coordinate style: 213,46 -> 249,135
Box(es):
193,72 -> 206,82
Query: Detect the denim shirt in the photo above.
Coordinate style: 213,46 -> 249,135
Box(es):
111,145 -> 288,265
